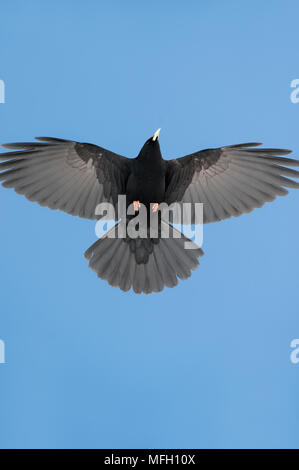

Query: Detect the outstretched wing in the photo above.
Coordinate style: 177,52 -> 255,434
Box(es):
0,137 -> 132,219
165,143 -> 299,223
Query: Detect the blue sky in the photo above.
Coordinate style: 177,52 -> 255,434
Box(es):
0,0 -> 299,449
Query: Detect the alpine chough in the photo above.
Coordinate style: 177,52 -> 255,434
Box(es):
1,130 -> 298,293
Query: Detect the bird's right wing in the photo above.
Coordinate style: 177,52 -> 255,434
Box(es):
165,143 -> 299,223
0,137 -> 132,219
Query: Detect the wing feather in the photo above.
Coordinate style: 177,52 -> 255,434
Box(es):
165,143 -> 299,223
0,138 -> 132,219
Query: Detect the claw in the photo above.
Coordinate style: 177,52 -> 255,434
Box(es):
152,203 -> 159,213
133,200 -> 141,212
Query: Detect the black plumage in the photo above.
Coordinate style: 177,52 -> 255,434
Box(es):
1,131 -> 299,293
126,136 -> 166,207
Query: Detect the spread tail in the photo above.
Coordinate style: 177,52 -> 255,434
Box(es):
84,221 -> 204,294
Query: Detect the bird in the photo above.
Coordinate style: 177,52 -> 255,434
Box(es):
1,129 -> 299,294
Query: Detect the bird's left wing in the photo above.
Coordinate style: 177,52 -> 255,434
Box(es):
165,143 -> 299,223
0,137 -> 132,219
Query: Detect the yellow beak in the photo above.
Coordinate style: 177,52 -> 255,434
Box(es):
152,128 -> 161,141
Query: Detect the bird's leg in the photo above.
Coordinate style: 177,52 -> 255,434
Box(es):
152,203 -> 159,213
133,200 -> 141,212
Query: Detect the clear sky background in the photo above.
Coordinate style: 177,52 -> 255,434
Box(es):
0,0 -> 298,449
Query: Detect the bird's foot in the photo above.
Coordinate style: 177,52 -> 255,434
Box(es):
133,200 -> 141,212
152,203 -> 159,213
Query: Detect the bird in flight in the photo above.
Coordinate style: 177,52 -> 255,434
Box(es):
1,130 -> 298,294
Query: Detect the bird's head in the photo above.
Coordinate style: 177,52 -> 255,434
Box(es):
138,128 -> 162,161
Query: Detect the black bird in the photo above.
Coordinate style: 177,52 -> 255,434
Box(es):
1,130 -> 299,294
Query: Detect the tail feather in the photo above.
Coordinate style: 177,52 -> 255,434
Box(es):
84,221 -> 204,294
154,243 -> 179,288
161,238 -> 192,280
